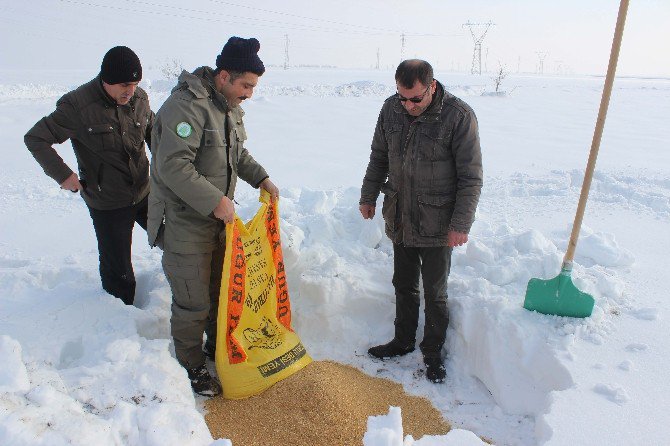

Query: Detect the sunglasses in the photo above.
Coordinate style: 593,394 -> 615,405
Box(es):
397,84 -> 431,103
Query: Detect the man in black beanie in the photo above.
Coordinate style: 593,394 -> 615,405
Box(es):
25,46 -> 154,306
148,36 -> 278,397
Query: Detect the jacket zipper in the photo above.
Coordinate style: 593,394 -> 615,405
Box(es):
401,121 -> 419,243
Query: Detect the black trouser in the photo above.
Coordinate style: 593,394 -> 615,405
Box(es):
392,243 -> 452,359
88,196 -> 148,305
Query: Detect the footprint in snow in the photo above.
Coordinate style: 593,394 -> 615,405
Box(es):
618,360 -> 634,371
625,343 -> 648,352
593,383 -> 630,405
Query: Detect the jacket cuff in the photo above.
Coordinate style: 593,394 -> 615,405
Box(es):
448,221 -> 472,234
254,175 -> 269,188
52,165 -> 75,186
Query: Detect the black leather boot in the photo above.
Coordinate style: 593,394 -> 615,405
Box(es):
424,357 -> 446,383
187,365 -> 222,397
368,339 -> 415,359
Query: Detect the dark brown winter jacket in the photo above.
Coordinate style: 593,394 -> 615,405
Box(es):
24,75 -> 153,210
360,81 -> 483,247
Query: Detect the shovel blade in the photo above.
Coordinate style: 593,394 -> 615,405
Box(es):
524,270 -> 594,318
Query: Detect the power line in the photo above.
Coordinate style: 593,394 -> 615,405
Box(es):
58,0 -> 402,36
205,0 -> 401,34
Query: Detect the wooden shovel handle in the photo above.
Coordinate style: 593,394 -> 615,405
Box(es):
564,0 -> 630,265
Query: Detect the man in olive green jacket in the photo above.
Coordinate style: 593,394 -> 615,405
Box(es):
149,37 -> 278,397
360,60 -> 483,383
25,46 -> 153,306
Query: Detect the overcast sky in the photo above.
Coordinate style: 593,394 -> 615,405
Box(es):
1,0 -> 668,77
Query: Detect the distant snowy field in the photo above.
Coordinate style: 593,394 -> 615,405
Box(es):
1,68 -> 669,445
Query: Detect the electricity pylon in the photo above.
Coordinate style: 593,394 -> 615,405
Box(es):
463,21 -> 495,75
283,34 -> 290,70
536,51 -> 548,75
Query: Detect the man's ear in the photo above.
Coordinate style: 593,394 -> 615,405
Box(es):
217,69 -> 230,84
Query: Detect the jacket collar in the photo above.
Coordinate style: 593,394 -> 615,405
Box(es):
178,66 -> 232,113
94,74 -> 137,107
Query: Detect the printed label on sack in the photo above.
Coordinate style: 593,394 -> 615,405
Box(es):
257,343 -> 307,378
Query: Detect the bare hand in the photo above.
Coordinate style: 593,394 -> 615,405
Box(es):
60,173 -> 82,193
260,178 -> 279,201
213,196 -> 235,223
359,204 -> 375,219
447,230 -> 468,247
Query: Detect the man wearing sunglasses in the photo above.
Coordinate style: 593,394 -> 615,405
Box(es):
359,59 -> 483,383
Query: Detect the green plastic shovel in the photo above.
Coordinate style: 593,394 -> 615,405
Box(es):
524,0 -> 629,318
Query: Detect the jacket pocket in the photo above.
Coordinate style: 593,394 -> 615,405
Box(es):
381,184 -> 399,231
384,123 -> 403,153
161,255 -> 202,308
417,193 -> 454,236
165,202 -> 219,244
77,158 -> 102,191
420,126 -> 450,160
197,129 -> 227,176
130,111 -> 150,147
86,123 -> 115,153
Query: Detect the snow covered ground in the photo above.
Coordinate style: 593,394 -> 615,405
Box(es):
1,68 -> 669,445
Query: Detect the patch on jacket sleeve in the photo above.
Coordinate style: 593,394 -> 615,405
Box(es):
175,122 -> 193,138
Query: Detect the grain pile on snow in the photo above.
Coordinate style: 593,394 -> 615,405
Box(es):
205,361 -> 450,445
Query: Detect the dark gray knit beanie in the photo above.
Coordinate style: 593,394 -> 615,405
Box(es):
100,46 -> 142,84
215,37 -> 265,76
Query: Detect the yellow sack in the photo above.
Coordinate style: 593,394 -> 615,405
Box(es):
216,190 -> 312,399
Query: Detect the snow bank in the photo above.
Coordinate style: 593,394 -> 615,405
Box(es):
255,186 -> 630,419
0,255 -> 213,445
0,176 -> 645,445
0,78 -> 488,102
0,336 -> 30,394
363,407 -> 487,446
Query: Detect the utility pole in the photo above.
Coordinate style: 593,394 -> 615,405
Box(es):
376,48 -> 380,70
400,33 -> 406,62
517,55 -> 521,73
536,51 -> 548,75
283,34 -> 290,70
463,21 -> 495,75
554,59 -> 565,75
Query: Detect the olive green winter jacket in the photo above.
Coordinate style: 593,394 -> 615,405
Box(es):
25,75 -> 153,210
148,67 -> 268,254
360,81 -> 483,247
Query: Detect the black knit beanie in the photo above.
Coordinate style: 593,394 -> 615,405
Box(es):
100,46 -> 142,84
215,37 -> 265,76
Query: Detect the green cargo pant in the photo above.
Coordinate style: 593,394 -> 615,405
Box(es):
162,244 -> 225,370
